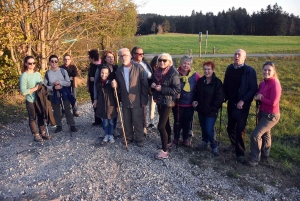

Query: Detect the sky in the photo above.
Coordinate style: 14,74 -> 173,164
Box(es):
134,0 -> 300,17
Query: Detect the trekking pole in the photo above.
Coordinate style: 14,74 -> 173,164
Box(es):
189,108 -> 196,138
255,101 -> 261,126
114,87 -> 128,151
218,104 -> 222,145
175,99 -> 180,148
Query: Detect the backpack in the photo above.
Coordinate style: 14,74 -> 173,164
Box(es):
45,68 -> 66,86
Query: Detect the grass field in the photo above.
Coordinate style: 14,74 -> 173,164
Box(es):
135,34 -> 300,55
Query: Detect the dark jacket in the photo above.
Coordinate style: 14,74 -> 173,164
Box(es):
53,87 -> 76,108
95,79 -> 117,119
35,83 -> 56,126
151,66 -> 181,107
87,63 -> 101,93
223,63 -> 258,109
194,73 -> 224,117
115,62 -> 148,108
60,64 -> 79,88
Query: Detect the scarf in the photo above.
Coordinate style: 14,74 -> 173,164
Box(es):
154,66 -> 171,84
179,68 -> 195,92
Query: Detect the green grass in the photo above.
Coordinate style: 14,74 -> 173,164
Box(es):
135,34 -> 300,54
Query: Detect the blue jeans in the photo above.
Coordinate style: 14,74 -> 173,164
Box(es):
102,119 -> 114,135
198,115 -> 217,149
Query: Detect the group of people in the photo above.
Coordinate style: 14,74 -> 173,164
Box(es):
20,47 -> 281,167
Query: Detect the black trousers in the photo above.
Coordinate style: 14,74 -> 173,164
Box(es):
26,101 -> 44,135
157,105 -> 172,152
89,83 -> 102,124
227,101 -> 250,157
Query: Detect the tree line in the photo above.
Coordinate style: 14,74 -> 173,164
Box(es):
137,3 -> 300,36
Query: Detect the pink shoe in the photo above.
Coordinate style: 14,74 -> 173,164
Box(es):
156,150 -> 168,159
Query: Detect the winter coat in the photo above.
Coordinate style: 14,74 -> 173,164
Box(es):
151,66 -> 181,107
95,80 -> 117,119
35,83 -> 56,126
194,73 -> 224,117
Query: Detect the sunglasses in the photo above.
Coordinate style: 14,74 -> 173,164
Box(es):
50,60 -> 58,63
264,61 -> 274,66
135,53 -> 144,56
158,59 -> 168,63
27,62 -> 36,65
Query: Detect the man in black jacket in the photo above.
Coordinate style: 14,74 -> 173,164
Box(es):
60,53 -> 80,117
223,49 -> 258,163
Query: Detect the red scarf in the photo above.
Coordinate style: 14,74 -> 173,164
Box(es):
154,66 -> 171,84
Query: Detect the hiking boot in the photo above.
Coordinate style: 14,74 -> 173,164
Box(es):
54,126 -> 62,133
224,144 -> 235,152
183,139 -> 191,147
33,133 -> 44,142
113,129 -> 120,137
237,156 -> 246,164
70,126 -> 78,132
247,158 -> 259,167
99,127 -> 105,138
198,141 -> 208,150
136,141 -> 144,147
143,127 -> 147,136
40,131 -> 50,140
156,150 -> 168,159
73,111 -> 80,117
173,138 -> 179,146
103,135 -> 109,142
109,135 -> 115,143
212,147 -> 219,156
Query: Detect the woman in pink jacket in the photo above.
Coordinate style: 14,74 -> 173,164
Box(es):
248,62 -> 281,167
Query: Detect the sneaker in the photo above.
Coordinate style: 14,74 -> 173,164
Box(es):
247,158 -> 259,167
73,111 -> 80,117
156,150 -> 168,159
143,127 -> 147,136
40,131 -> 50,140
197,141 -> 208,150
70,126 -> 78,132
54,126 -> 62,133
183,139 -> 191,147
173,138 -> 179,145
99,127 -> 105,138
109,135 -> 115,143
103,135 -> 109,142
237,156 -> 246,164
113,129 -> 120,137
33,133 -> 44,142
147,124 -> 154,129
212,147 -> 219,156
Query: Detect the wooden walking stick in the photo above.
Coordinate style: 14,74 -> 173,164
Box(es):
114,87 -> 128,151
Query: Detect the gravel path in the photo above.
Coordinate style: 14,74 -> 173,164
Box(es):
0,102 -> 299,200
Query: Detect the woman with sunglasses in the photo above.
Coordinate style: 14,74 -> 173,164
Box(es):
20,56 -> 49,142
151,53 -> 180,159
248,62 -> 281,167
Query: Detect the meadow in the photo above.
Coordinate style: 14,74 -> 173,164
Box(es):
135,34 -> 300,55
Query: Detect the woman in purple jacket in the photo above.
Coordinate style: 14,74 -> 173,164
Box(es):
248,62 -> 282,167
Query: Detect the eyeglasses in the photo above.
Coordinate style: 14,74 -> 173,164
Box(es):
27,62 -> 36,65
264,61 -> 274,66
50,60 -> 58,63
158,59 -> 168,63
134,53 -> 144,56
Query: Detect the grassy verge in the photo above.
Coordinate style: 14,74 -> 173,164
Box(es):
135,34 -> 300,54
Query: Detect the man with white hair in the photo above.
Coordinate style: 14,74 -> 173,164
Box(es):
111,48 -> 148,147
223,49 -> 258,163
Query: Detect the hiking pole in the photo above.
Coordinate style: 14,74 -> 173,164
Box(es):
175,98 -> 180,148
255,101 -> 261,126
189,108 -> 196,138
114,87 -> 128,151
218,104 -> 222,145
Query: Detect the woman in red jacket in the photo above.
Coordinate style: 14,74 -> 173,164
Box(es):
248,62 -> 281,166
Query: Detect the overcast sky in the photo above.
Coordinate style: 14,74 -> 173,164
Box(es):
134,0 -> 300,17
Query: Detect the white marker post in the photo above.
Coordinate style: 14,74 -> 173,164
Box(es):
205,30 -> 208,54
199,32 -> 202,58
